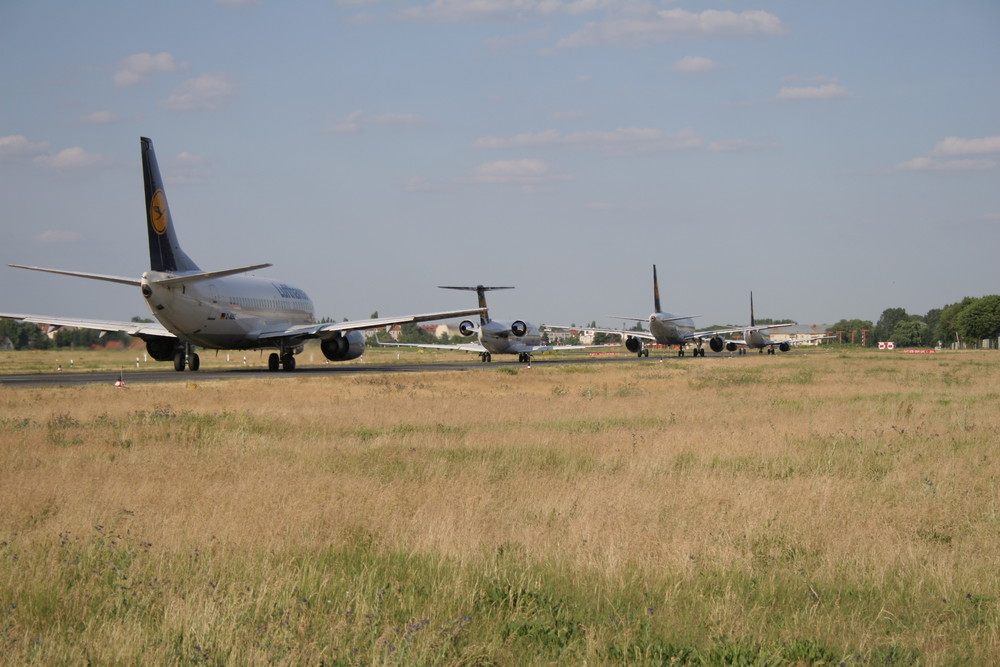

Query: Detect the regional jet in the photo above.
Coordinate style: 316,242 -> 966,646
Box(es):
377,285 -> 611,363
554,265 -> 794,357
722,292 -> 833,354
0,137 -> 485,371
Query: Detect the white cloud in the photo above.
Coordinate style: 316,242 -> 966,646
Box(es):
114,52 -> 188,87
672,56 -> 717,73
465,159 -> 570,186
400,0 -> 615,23
777,82 -> 852,100
34,230 -> 84,243
707,139 -> 775,152
324,110 -> 430,134
32,147 -> 106,169
893,156 -> 996,172
474,127 -> 701,155
78,110 -> 118,125
0,135 -> 50,158
931,136 -> 1000,156
163,74 -> 239,112
557,9 -> 785,48
166,152 -> 213,185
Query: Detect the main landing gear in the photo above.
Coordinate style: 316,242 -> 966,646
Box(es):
172,344 -> 200,371
479,352 -> 492,363
268,352 -> 297,371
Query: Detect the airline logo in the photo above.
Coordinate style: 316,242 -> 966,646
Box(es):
149,190 -> 169,235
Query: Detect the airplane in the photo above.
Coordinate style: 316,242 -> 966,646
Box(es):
550,265 -> 794,358
723,292 -> 834,354
0,137 -> 486,372
376,285 -> 613,363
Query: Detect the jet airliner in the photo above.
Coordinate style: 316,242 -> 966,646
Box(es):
723,292 -> 833,354
378,285 -> 611,363
553,265 -> 794,357
0,137 -> 485,371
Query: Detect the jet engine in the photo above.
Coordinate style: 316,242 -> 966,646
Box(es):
726,342 -> 739,352
459,320 -> 477,337
144,336 -> 177,362
625,336 -> 642,353
320,330 -> 365,361
709,336 -> 724,353
511,320 -> 528,337
779,342 -> 790,352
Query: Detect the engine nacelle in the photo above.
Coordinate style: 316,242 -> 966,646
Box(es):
144,337 -> 177,362
625,336 -> 642,353
320,330 -> 365,361
709,336 -> 724,353
459,320 -> 477,337
511,320 -> 528,337
726,342 -> 739,352
779,342 -> 791,352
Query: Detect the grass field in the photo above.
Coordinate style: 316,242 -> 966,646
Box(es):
1,347 -> 998,664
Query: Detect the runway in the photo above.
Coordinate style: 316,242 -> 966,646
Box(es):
0,354 -> 660,388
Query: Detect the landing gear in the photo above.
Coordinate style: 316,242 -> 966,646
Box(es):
281,353 -> 296,371
517,352 -> 532,363
268,353 -> 280,371
638,348 -> 649,358
172,345 -> 200,371
480,352 -> 492,363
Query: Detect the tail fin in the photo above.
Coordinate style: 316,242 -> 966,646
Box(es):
652,265 -> 662,313
141,137 -> 199,273
439,285 -> 513,325
750,291 -> 756,327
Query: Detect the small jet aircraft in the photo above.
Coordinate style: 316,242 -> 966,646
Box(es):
377,285 -> 612,363
553,265 -> 794,357
723,292 -> 834,354
0,137 -> 485,371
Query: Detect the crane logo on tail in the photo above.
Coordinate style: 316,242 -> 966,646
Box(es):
149,190 -> 169,235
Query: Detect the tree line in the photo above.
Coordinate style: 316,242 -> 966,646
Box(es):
830,295 -> 1000,348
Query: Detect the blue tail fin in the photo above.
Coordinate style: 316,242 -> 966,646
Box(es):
653,265 -> 662,313
141,137 -> 199,273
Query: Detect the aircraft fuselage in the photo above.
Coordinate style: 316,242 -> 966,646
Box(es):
648,313 -> 696,346
142,272 -> 315,349
479,319 -> 542,355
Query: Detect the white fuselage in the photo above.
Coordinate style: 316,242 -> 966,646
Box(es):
648,312 -> 697,346
142,271 -> 315,349
478,319 -> 542,354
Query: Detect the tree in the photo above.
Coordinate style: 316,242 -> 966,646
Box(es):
937,297 -> 977,346
891,319 -> 928,347
956,295 -> 1000,345
874,308 -> 910,344
397,322 -> 438,344
0,320 -> 50,350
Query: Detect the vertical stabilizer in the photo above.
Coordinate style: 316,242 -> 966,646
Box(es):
652,265 -> 662,314
750,291 -> 756,327
141,137 -> 199,273
439,285 -> 514,325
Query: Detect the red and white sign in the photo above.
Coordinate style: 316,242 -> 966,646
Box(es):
878,342 -> 895,350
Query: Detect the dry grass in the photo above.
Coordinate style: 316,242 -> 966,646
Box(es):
1,348 -> 998,664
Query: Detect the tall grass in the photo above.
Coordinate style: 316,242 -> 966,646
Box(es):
1,350 -> 998,664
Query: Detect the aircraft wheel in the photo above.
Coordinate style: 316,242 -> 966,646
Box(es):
173,350 -> 186,372
189,353 -> 200,371
282,354 -> 296,371
268,353 -> 280,371
485,353 -> 492,362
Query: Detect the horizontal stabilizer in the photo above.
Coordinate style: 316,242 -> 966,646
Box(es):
152,263 -> 273,287
8,264 -> 140,287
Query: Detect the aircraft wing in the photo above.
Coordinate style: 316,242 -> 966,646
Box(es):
375,339 -> 488,353
544,324 -> 657,341
767,333 -> 835,347
256,307 -> 486,341
0,312 -> 173,338
508,343 -> 620,353
684,322 -> 797,342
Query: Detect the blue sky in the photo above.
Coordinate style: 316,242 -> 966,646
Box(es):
1,1 -> 998,329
